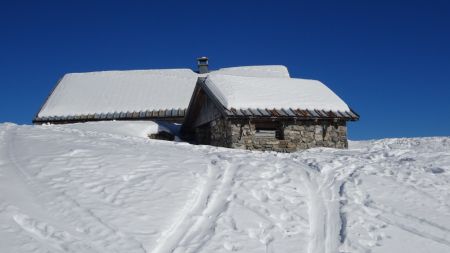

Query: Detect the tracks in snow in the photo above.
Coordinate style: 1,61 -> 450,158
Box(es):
304,169 -> 342,253
371,204 -> 450,247
294,157 -> 358,253
3,124 -> 449,253
2,127 -> 147,253
151,153 -> 237,253
152,152 -> 358,253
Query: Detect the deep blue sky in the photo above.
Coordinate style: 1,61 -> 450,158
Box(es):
1,1 -> 449,140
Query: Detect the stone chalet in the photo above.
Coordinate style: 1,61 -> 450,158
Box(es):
34,57 -> 359,152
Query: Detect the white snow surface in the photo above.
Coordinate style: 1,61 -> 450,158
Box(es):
2,122 -> 449,253
205,74 -> 351,111
38,69 -> 198,118
212,65 -> 290,78
48,121 -> 170,138
37,66 -> 292,118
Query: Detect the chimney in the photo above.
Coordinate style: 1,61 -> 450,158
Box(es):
197,57 -> 209,74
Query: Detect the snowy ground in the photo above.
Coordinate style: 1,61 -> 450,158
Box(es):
0,122 -> 449,253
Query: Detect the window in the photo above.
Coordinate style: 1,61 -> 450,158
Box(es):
254,123 -> 284,140
255,129 -> 277,138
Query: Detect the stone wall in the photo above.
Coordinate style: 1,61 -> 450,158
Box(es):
194,118 -> 233,147
194,117 -> 348,152
232,119 -> 347,152
282,121 -> 348,150
210,118 -> 233,147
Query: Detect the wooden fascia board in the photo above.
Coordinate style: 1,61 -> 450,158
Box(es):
181,77 -> 229,133
33,117 -> 184,125
198,77 -> 228,118
349,108 -> 360,121
181,78 -> 205,132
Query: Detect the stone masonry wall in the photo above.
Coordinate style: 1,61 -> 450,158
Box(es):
282,121 -> 347,150
195,117 -> 348,152
210,118 -> 233,147
194,118 -> 233,147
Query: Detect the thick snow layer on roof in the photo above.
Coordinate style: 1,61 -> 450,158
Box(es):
38,66 -> 292,118
204,74 -> 350,111
38,69 -> 198,117
212,65 -> 290,78
37,65 -> 347,118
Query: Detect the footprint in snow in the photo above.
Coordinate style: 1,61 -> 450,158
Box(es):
425,167 -> 445,174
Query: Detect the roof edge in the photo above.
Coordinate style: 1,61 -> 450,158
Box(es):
33,76 -> 65,123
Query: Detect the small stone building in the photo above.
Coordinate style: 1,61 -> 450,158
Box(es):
181,74 -> 359,152
32,57 -> 289,125
33,57 -> 359,152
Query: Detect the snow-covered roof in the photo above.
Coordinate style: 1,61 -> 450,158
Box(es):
36,65 -> 291,120
211,65 -> 290,78
38,69 -> 198,118
204,73 -> 350,112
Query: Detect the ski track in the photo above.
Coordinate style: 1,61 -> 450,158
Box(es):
293,156 -> 357,253
151,153 -> 237,253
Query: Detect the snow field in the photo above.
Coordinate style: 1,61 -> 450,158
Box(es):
0,122 -> 449,253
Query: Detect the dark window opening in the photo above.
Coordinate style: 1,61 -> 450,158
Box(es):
255,123 -> 284,140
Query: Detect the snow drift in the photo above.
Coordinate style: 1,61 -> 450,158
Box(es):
0,122 -> 449,253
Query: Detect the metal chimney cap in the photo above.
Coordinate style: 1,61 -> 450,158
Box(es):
197,57 -> 209,73
197,56 -> 208,64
